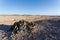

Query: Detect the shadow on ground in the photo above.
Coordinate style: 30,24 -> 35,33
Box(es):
0,24 -> 12,40
33,18 -> 60,40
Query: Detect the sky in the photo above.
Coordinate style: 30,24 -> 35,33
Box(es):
0,0 -> 60,15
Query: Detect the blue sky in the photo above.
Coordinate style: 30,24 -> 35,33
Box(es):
0,0 -> 60,15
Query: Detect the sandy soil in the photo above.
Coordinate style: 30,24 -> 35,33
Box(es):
0,16 -> 59,25
0,16 -> 60,40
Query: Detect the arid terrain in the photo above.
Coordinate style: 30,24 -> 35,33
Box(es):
0,16 -> 60,40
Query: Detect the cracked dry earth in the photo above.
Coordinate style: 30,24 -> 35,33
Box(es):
0,18 -> 60,40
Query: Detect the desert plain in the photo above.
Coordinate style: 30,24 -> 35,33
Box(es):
0,15 -> 60,40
